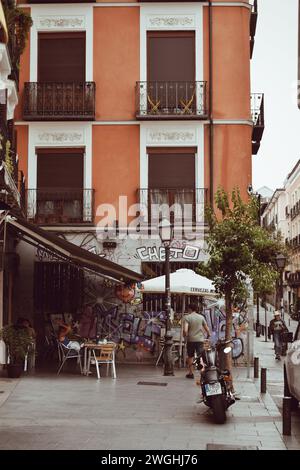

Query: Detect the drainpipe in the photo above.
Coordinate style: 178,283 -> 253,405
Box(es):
208,0 -> 214,206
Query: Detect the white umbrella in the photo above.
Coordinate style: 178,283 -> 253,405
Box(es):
141,269 -> 217,367
142,268 -> 216,298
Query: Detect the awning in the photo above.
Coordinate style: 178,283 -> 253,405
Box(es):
0,3 -> 8,44
5,215 -> 143,284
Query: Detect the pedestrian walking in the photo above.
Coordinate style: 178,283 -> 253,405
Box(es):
183,303 -> 211,379
269,311 -> 288,360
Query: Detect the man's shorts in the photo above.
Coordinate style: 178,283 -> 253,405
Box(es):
187,341 -> 204,358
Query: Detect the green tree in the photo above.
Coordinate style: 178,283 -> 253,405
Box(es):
197,188 -> 287,372
3,0 -> 33,66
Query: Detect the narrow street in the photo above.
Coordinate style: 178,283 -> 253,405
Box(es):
0,317 -> 299,451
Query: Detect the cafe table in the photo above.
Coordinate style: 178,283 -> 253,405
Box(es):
82,341 -> 115,376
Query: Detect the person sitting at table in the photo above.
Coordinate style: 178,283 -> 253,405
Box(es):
56,320 -> 83,352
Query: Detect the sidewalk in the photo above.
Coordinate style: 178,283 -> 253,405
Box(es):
0,309 -> 299,451
0,361 -> 292,450
253,328 -> 300,450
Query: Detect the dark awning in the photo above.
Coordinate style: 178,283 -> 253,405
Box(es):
5,215 -> 143,284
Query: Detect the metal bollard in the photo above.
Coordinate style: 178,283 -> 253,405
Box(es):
282,397 -> 292,436
260,368 -> 267,393
254,357 -> 259,379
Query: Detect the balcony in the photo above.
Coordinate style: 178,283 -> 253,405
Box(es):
288,270 -> 300,287
26,189 -> 94,225
138,188 -> 208,226
0,110 -> 24,212
250,0 -> 258,59
136,81 -> 208,120
291,202 -> 300,221
23,82 -> 96,121
251,93 -> 265,155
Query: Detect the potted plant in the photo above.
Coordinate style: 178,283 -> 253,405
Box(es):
0,324 -> 33,378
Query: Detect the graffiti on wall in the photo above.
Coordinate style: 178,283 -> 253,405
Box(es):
94,306 -> 166,355
203,306 -> 248,360
80,273 -> 166,361
135,245 -> 202,262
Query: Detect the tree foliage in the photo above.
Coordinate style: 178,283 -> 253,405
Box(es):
197,188 -> 288,370
198,188 -> 287,301
3,0 -> 33,66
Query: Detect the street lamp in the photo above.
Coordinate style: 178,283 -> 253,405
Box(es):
159,218 -> 174,376
275,253 -> 287,320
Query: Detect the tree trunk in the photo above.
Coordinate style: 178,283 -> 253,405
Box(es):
224,290 -> 234,389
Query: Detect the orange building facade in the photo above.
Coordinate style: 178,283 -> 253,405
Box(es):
15,0 -> 264,277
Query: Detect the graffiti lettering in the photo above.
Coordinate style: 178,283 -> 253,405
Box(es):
92,306 -> 167,354
135,245 -> 201,262
203,308 -> 247,360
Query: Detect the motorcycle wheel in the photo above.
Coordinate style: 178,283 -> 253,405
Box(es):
211,395 -> 227,424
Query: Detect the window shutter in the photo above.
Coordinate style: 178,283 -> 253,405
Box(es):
38,32 -> 86,83
37,148 -> 84,189
147,32 -> 195,82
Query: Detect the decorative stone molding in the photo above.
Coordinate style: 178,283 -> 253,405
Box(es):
146,129 -> 197,146
36,131 -> 85,146
37,16 -> 85,30
147,14 -> 195,30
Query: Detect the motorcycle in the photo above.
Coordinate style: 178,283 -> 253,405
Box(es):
194,339 -> 235,424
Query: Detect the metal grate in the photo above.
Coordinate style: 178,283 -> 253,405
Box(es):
137,381 -> 168,387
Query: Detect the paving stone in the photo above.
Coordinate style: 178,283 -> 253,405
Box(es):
0,357 -> 293,451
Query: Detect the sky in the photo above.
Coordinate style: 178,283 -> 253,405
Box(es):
251,0 -> 300,191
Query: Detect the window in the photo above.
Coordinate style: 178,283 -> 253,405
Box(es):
38,32 -> 86,82
147,31 -> 195,82
146,32 -> 196,114
35,148 -> 84,223
147,147 -> 196,222
37,148 -> 84,189
148,148 -> 195,189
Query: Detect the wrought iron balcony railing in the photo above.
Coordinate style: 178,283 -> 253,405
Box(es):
23,82 -> 96,121
0,108 -> 20,203
138,188 -> 208,226
19,171 -> 26,213
26,188 -> 94,225
136,81 -> 208,120
287,270 -> 300,287
251,93 -> 265,155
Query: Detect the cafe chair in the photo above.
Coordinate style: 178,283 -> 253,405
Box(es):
89,343 -> 116,380
57,341 -> 83,375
